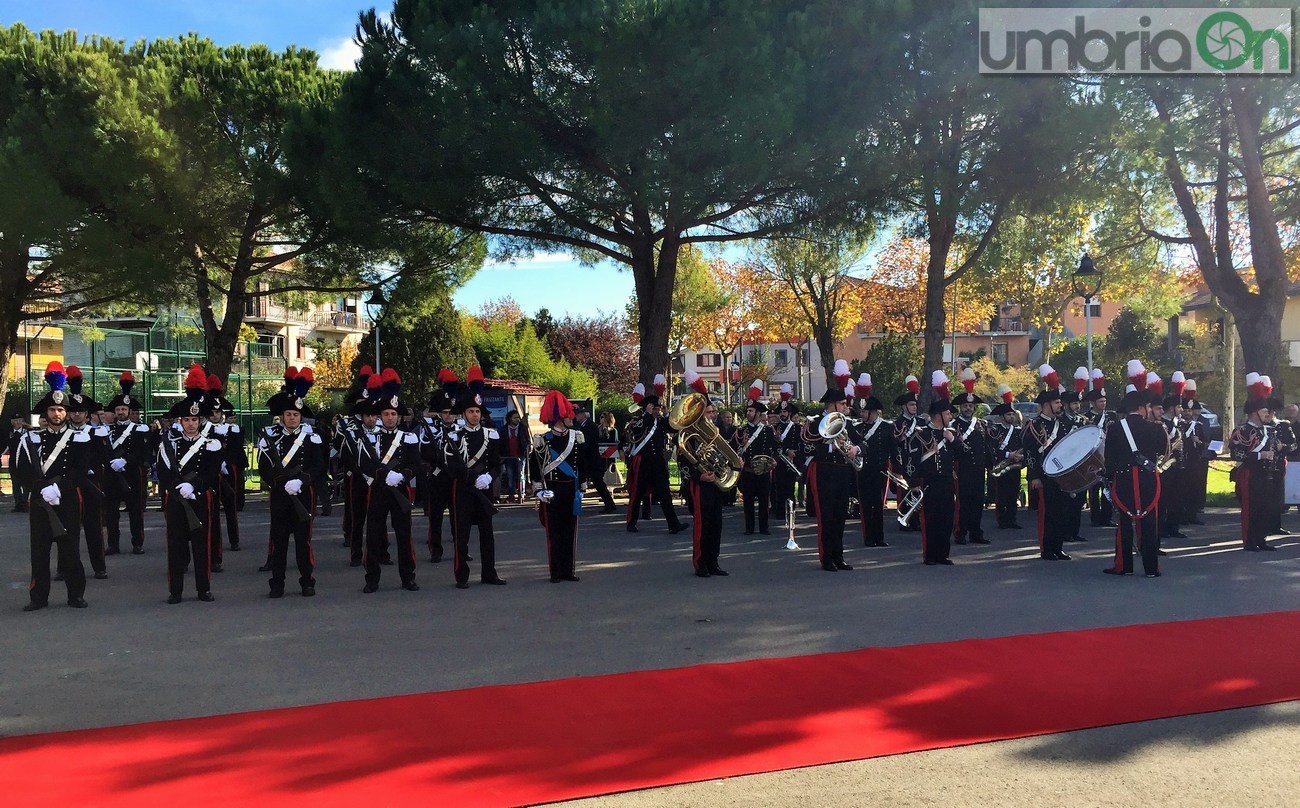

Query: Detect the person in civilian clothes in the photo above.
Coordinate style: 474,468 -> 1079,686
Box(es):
6,412 -> 28,512
530,390 -> 585,582
572,405 -> 618,513
1102,388 -> 1168,577
499,409 -> 527,503
444,380 -> 508,588
421,377 -> 458,563
258,390 -> 323,598
987,395 -> 1025,530
157,369 -> 223,604
1084,384 -> 1116,528
17,363 -> 92,611
1023,365 -> 1075,561
360,368 -> 421,592
676,393 -> 730,577
102,374 -> 152,556
891,375 -> 922,532
623,391 -> 688,535
62,367 -> 108,581
951,376 -> 991,546
854,390 -> 892,548
800,384 -> 859,571
733,379 -> 778,536
909,390 -> 957,565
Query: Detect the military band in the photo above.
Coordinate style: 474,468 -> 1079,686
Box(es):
13,354 -> 1299,612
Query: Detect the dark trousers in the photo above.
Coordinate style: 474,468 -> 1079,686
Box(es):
1186,459 -> 1209,516
269,489 -> 315,592
345,472 -> 368,561
1158,466 -> 1184,536
1034,479 -> 1072,556
364,484 -> 417,587
425,476 -> 452,562
585,464 -> 616,509
10,469 -> 27,511
625,456 -> 682,530
77,481 -> 106,575
1110,468 -> 1160,575
232,459 -> 246,510
740,470 -> 770,533
1088,479 -> 1113,525
216,471 -> 241,551
104,467 -> 146,551
994,470 -> 1021,527
1237,467 -> 1277,549
450,480 -> 498,584
770,465 -> 797,519
954,467 -> 986,543
28,493 -> 85,606
808,462 -> 851,566
857,468 -> 887,545
689,480 -> 724,573
1066,489 -> 1085,539
921,480 -> 955,562
165,491 -> 213,596
540,479 -> 579,578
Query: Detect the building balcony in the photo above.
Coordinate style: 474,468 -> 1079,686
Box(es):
310,310 -> 370,332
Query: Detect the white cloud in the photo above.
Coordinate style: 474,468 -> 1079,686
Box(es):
317,35 -> 361,71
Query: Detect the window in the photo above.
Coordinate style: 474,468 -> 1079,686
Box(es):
696,353 -> 722,368
991,343 -> 1008,365
1085,302 -> 1101,318
773,348 -> 789,368
296,338 -> 306,360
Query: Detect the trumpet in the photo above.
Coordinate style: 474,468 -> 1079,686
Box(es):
883,468 -> 925,526
990,458 -> 1023,477
669,392 -> 743,491
818,411 -> 864,471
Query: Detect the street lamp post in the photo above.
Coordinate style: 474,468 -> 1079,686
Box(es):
1072,253 -> 1103,389
365,288 -> 388,369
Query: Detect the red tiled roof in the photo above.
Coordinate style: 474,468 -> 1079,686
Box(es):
484,377 -> 548,395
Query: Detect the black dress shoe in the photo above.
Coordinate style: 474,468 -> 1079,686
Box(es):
1102,568 -> 1133,575
600,505 -> 618,514
1165,531 -> 1188,539
833,560 -> 853,570
1145,572 -> 1162,578
429,555 -> 443,564
972,537 -> 991,545
626,525 -> 639,533
742,530 -> 754,536
954,537 -> 968,545
871,541 -> 891,547
1010,523 -> 1024,529
1053,551 -> 1072,560
380,557 -> 394,566
481,577 -> 507,585
1245,545 -> 1262,552
561,573 -> 580,582
94,570 -> 108,580
258,562 -> 272,572
197,591 -> 215,602
105,547 -> 120,556
166,593 -> 182,604
362,583 -> 378,593
23,602 -> 47,612
821,564 -> 837,572
350,558 -> 362,567
1039,553 -> 1054,560
695,569 -> 710,578
401,581 -> 420,591
301,586 -> 315,597
67,598 -> 88,608
211,563 -> 223,573
550,576 -> 563,583
455,581 -> 470,589
229,542 -> 241,551
708,568 -> 729,577
924,560 -> 939,566
1261,544 -> 1279,551
1157,549 -> 1168,556
759,529 -> 771,535
669,522 -> 691,535
1276,528 -> 1292,535
132,547 -> 144,555
938,559 -> 955,565
1065,536 -> 1086,543
269,590 -> 284,599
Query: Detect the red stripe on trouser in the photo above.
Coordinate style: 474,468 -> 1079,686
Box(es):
690,481 -> 703,570
809,465 -> 825,563
1036,487 -> 1046,551
1239,468 -> 1250,546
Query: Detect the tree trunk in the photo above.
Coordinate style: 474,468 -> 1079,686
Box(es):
920,241 -> 952,409
812,316 -> 836,396
0,244 -> 34,413
631,235 -> 678,389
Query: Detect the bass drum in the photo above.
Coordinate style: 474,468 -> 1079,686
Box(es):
1043,425 -> 1105,494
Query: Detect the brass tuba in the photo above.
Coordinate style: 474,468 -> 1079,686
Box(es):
817,411 -> 864,470
669,392 -> 743,491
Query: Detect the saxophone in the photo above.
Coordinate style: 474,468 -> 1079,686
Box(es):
1156,423 -> 1183,473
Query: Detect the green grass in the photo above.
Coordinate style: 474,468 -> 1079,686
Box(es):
1206,461 -> 1237,508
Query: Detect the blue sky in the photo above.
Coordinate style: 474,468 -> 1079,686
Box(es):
3,1 -> 632,318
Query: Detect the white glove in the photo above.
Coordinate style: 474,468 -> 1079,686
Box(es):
177,482 -> 195,500
284,479 -> 303,496
385,470 -> 404,487
41,484 -> 60,506
474,473 -> 492,490
536,489 -> 555,503
109,458 -> 127,472
221,462 -> 229,475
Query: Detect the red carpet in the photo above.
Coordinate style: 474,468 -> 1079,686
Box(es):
4,611 -> 1299,807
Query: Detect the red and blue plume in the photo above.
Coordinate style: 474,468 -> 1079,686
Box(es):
207,373 -> 224,393
44,361 -> 66,392
66,365 -> 83,395
380,367 -> 401,397
437,368 -> 459,396
283,365 -> 298,394
119,371 -> 135,396
295,368 -> 315,397
541,390 -> 571,424
365,373 -> 383,396
685,369 -> 708,396
184,363 -> 207,396
358,364 -> 374,386
467,365 -> 485,395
